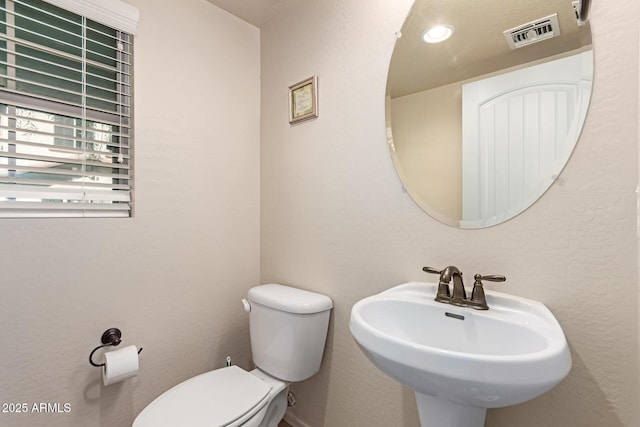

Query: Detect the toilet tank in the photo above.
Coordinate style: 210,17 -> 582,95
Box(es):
247,284 -> 333,382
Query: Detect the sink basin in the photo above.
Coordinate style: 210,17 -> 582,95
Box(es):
349,282 -> 571,427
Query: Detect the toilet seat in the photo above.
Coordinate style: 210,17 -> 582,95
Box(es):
133,366 -> 271,427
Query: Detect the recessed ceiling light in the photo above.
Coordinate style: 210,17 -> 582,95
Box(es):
422,25 -> 454,44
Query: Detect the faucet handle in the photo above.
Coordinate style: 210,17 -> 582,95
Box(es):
470,274 -> 506,310
474,274 -> 506,283
422,266 -> 442,275
422,266 -> 451,300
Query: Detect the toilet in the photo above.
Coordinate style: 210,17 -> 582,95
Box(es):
133,284 -> 333,427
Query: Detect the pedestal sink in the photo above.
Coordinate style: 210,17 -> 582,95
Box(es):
349,282 -> 571,427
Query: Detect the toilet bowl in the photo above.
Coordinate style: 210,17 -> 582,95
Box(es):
133,284 -> 333,426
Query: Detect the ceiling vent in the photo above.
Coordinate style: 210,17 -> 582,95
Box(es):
503,14 -> 561,50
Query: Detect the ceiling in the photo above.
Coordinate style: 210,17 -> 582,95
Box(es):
203,0 -> 591,99
388,0 -> 591,98
205,0 -> 296,27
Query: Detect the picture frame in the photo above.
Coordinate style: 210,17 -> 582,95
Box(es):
288,76 -> 318,124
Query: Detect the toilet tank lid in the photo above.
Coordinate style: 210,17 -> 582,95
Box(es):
248,284 -> 333,314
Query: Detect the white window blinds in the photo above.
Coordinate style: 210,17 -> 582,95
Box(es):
0,0 -> 137,218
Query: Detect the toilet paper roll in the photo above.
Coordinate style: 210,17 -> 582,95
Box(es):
102,345 -> 139,386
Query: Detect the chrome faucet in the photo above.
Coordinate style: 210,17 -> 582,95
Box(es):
422,266 -> 506,310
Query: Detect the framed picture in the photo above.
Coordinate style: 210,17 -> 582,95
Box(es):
288,76 -> 318,124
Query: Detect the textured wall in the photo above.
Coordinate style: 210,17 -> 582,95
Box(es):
261,1 -> 639,426
0,1 -> 260,426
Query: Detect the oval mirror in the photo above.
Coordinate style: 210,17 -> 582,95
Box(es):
386,0 -> 593,228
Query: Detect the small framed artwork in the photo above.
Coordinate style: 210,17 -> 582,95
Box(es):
288,76 -> 318,124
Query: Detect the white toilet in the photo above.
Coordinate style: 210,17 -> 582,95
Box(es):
133,284 -> 333,427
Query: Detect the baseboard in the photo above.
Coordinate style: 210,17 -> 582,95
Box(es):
283,411 -> 313,427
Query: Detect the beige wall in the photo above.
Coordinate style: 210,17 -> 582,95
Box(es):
390,83 -> 463,222
261,1 -> 639,427
0,0 -> 260,426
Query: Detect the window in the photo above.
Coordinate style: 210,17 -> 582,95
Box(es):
0,0 -> 137,217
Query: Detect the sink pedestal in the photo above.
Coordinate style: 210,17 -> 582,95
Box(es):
415,393 -> 486,427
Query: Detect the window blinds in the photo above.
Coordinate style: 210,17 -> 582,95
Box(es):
0,0 -> 136,218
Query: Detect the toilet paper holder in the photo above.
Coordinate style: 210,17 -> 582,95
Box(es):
89,328 -> 143,367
